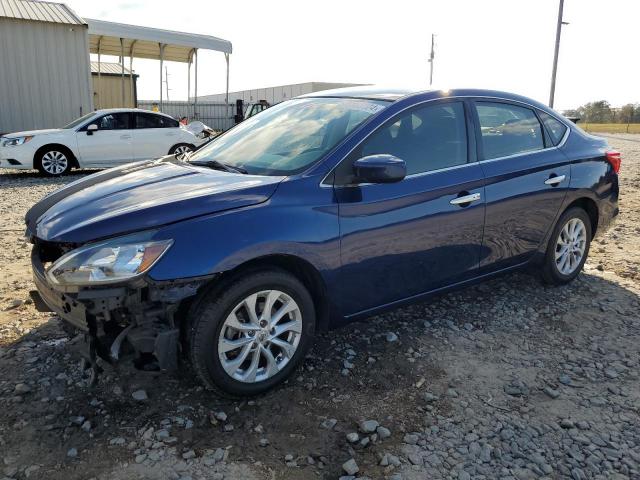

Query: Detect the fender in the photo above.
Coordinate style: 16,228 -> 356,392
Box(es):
149,175 -> 342,290
34,137 -> 82,167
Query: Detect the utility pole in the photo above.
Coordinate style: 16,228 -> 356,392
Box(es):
428,34 -> 435,86
549,0 -> 568,108
164,66 -> 171,102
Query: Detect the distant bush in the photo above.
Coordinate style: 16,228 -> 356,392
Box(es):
563,101 -> 640,124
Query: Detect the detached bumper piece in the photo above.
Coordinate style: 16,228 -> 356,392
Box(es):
30,244 -> 205,381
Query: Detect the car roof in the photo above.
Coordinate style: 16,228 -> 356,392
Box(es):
299,86 -> 418,101
300,86 -> 555,113
93,108 -> 175,119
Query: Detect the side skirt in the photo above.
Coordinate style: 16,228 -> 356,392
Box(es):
337,260 -> 532,327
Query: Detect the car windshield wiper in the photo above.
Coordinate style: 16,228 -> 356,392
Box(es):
190,159 -> 248,174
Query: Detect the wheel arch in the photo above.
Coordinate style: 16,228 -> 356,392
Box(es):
182,254 -> 331,334
562,197 -> 599,238
34,143 -> 79,169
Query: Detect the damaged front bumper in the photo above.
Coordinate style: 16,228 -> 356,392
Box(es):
30,244 -> 210,373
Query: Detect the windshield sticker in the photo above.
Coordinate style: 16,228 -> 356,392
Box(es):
366,104 -> 386,113
342,100 -> 386,113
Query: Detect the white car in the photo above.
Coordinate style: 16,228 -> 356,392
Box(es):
0,109 -> 207,176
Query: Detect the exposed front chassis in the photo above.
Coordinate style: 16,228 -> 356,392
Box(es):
30,247 -> 208,378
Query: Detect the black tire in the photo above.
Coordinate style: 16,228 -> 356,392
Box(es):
35,147 -> 73,176
188,269 -> 316,397
541,207 -> 592,285
169,143 -> 195,159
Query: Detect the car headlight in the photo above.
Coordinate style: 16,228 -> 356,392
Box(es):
1,136 -> 33,147
47,238 -> 173,286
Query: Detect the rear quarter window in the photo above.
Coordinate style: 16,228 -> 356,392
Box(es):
538,111 -> 568,146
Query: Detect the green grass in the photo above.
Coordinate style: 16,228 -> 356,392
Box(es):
578,123 -> 640,134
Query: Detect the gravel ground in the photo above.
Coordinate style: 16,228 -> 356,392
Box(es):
0,134 -> 639,480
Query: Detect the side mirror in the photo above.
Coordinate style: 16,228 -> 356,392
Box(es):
353,154 -> 406,184
86,124 -> 98,136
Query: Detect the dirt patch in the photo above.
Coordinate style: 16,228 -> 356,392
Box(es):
0,135 -> 638,479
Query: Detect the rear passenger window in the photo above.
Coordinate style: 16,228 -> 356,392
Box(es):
476,102 -> 544,160
538,111 -> 567,146
357,101 -> 468,176
136,113 -> 178,129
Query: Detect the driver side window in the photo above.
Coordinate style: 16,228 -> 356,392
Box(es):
96,113 -> 131,130
335,101 -> 468,184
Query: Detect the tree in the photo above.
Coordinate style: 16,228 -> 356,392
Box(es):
619,104 -> 638,123
562,109 -> 580,118
564,101 -> 639,123
579,101 -> 612,123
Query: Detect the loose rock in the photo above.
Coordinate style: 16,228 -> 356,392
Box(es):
342,458 -> 359,476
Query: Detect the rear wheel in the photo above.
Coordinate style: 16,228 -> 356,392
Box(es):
36,148 -> 72,176
541,207 -> 592,285
188,270 -> 315,397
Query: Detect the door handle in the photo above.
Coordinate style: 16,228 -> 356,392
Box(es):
120,134 -> 132,140
450,192 -> 481,206
544,174 -> 566,186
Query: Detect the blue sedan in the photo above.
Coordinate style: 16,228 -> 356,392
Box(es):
26,87 -> 620,396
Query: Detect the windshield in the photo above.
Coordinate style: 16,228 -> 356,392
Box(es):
63,112 -> 97,129
188,97 -> 389,175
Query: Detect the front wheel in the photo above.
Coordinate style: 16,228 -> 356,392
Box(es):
541,207 -> 592,285
36,149 -> 72,176
169,143 -> 195,160
188,270 -> 315,397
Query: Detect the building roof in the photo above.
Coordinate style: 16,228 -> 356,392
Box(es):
0,0 -> 84,25
87,18 -> 232,63
0,1 -> 232,62
90,61 -> 135,76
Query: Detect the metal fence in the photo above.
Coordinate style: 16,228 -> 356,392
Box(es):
138,100 -> 234,131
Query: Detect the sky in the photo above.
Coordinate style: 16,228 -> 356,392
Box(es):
65,0 -> 639,111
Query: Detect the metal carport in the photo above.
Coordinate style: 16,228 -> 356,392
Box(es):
86,18 -> 232,116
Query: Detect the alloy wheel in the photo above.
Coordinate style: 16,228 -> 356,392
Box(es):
555,217 -> 587,275
41,151 -> 68,175
174,145 -> 192,159
218,290 -> 302,383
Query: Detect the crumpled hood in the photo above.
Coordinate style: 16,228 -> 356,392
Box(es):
3,128 -> 62,137
26,158 -> 284,243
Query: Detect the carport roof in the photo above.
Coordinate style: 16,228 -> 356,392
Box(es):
86,18 -> 232,63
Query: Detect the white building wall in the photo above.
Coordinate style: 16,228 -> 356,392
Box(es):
196,82 -> 365,105
0,18 -> 93,133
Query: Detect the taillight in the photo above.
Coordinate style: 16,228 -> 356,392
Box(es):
606,150 -> 621,174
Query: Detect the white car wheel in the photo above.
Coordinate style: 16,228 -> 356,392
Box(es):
170,144 -> 194,160
39,150 -> 71,176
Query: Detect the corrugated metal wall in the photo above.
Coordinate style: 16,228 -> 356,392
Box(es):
138,100 -> 234,131
92,74 -> 136,109
0,18 -> 93,134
